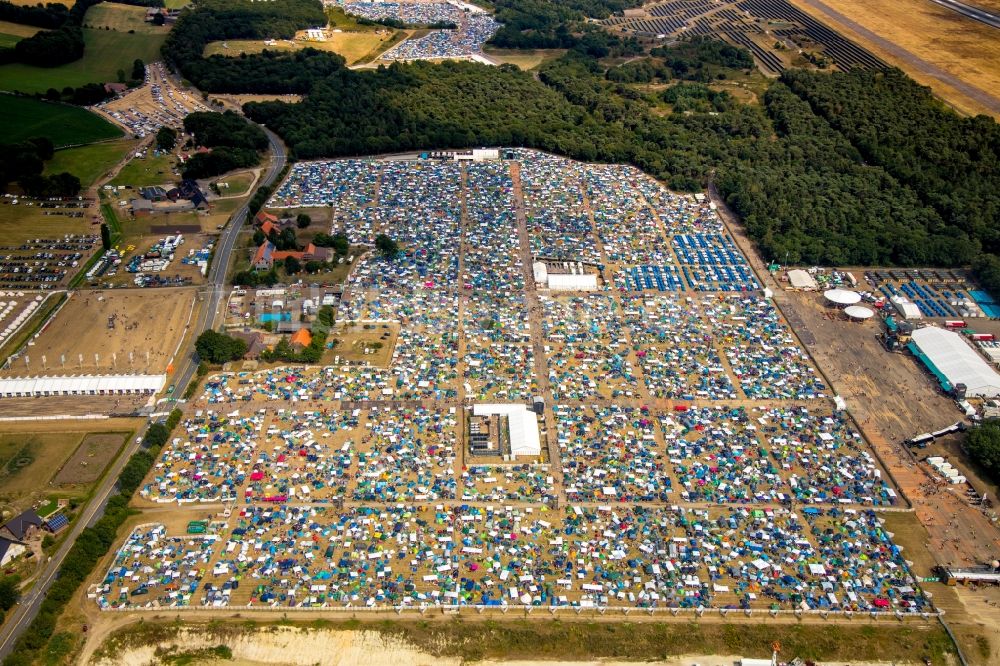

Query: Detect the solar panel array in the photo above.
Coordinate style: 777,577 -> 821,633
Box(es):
46,513 -> 69,532
602,0 -> 887,75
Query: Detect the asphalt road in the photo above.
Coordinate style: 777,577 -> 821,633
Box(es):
929,0 -> 1000,29
0,127 -> 286,662
172,127 -> 287,396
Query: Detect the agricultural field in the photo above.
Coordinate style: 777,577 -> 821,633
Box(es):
51,433 -> 128,486
44,139 -> 137,188
0,288 -> 197,377
212,170 -> 256,197
0,28 -> 167,94
0,19 -> 39,47
788,0 -> 1000,117
483,48 -> 565,70
203,29 -> 396,65
0,428 -> 125,501
83,2 -> 171,34
0,198 -> 97,243
0,95 -> 122,147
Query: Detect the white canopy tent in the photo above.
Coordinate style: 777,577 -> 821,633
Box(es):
844,305 -> 874,320
911,327 -> 1000,397
0,374 -> 166,398
787,269 -> 818,291
824,289 -> 862,306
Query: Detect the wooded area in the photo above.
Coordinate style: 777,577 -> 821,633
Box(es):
162,0 -> 1000,288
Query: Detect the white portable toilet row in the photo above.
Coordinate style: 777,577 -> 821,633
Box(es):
926,456 -> 966,484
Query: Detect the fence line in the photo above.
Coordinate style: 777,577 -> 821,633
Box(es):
97,603 -> 943,621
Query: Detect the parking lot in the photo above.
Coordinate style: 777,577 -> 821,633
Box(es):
94,62 -> 213,138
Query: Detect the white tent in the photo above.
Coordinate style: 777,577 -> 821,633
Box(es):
844,305 -> 874,320
787,269 -> 818,291
891,295 -> 922,320
824,289 -> 861,306
0,374 -> 166,398
547,273 -> 597,291
472,403 -> 542,457
911,327 -> 1000,397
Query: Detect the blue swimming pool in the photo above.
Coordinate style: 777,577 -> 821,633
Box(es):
260,312 -> 291,323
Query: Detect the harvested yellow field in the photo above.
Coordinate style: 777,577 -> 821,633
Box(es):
204,30 -> 395,65
788,0 -> 1000,117
0,20 -> 41,38
483,48 -> 566,70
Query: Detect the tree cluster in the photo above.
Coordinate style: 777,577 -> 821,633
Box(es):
0,1 -> 70,29
0,136 -> 81,197
195,329 -> 248,364
259,306 -> 334,364
488,0 -> 640,55
964,421 -> 1000,486
183,111 -> 268,151
179,112 -> 268,178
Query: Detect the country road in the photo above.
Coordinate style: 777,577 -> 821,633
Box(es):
0,126 -> 287,662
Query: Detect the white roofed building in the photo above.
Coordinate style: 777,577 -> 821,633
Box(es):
472,403 -> 542,457
910,327 -> 1000,397
0,374 -> 166,398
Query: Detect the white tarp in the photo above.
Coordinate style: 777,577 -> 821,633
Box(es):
912,327 -> 1000,397
547,273 -> 598,291
787,269 -> 818,291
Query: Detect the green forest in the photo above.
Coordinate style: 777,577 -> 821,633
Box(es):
162,0 -> 1000,291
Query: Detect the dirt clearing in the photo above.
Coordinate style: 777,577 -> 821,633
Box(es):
1,288 -> 197,377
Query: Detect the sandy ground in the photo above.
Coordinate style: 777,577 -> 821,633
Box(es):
85,625 -> 930,666
1,287 -> 197,377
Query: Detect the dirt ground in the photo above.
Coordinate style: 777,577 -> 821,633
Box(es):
51,432 -> 127,485
323,322 -> 399,367
786,0 -> 1000,117
0,288 -> 198,377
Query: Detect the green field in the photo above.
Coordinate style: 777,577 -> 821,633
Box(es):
110,150 -> 178,188
0,28 -> 167,94
45,139 -> 137,187
1,95 -> 122,146
0,32 -> 20,48
84,2 -> 171,34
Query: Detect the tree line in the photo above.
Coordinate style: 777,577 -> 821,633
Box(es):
180,110 -> 268,179
156,0 -> 1000,290
0,136 -> 81,197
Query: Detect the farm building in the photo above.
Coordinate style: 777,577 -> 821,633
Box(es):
251,242 -> 332,270
0,374 -> 167,398
0,509 -> 42,542
909,327 -> 1000,397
